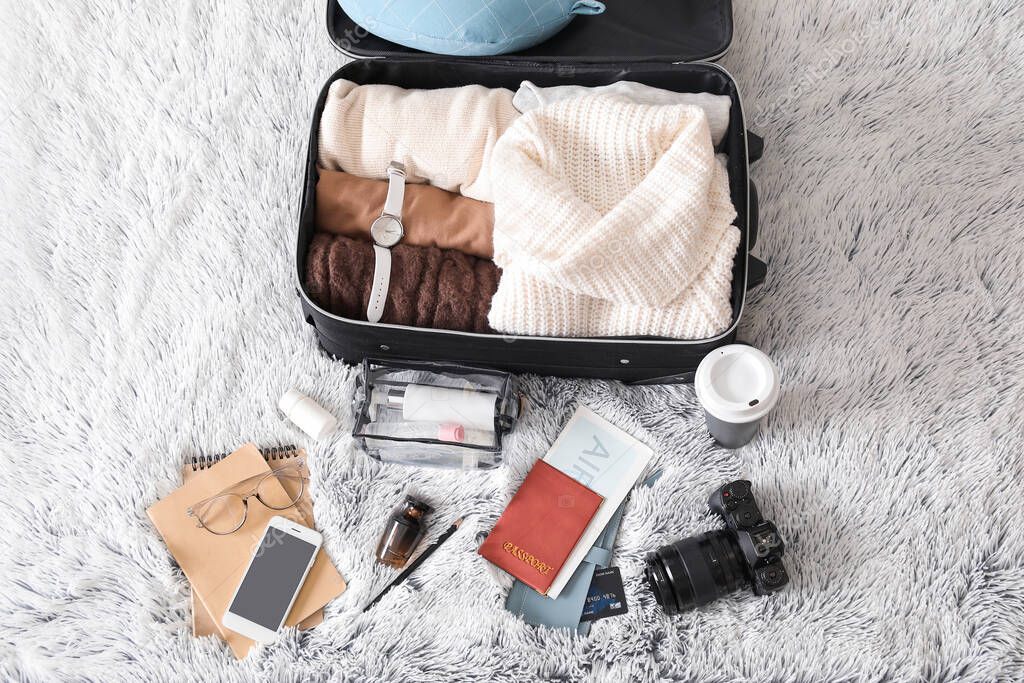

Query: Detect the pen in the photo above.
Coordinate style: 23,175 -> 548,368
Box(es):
363,517 -> 464,612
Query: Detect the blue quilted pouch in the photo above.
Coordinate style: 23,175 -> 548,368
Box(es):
338,0 -> 605,56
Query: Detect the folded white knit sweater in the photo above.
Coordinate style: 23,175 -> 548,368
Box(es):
317,79 -> 520,202
512,80 -> 732,146
488,96 -> 740,339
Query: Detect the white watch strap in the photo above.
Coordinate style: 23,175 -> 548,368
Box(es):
382,164 -> 405,219
367,244 -> 392,323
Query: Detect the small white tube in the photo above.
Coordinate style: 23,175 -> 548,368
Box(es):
279,389 -> 339,440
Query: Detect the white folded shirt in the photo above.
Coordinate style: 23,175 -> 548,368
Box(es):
512,79 -> 732,146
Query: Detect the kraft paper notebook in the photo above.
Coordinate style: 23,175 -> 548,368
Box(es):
182,446 -> 323,653
148,443 -> 346,659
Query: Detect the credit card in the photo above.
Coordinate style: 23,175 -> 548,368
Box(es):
581,567 -> 628,622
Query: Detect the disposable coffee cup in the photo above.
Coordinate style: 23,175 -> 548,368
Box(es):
694,345 -> 780,449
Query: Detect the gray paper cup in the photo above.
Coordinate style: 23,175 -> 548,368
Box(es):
694,345 -> 780,449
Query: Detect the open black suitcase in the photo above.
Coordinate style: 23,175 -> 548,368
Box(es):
296,0 -> 767,384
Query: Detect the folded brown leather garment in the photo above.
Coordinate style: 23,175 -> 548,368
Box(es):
305,232 -> 499,334
316,168 -> 495,259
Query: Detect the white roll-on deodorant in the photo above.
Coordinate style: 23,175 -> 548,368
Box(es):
279,389 -> 340,440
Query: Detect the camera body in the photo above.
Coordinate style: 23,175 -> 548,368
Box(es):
645,480 -> 788,614
708,480 -> 788,596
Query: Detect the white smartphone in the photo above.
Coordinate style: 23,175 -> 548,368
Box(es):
222,516 -> 322,644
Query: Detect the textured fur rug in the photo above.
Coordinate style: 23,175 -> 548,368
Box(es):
2,1 -> 1023,681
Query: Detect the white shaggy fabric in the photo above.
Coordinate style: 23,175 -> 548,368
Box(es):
489,96 -> 739,338
2,1 -> 1024,682
317,79 -> 519,202
512,80 -> 733,146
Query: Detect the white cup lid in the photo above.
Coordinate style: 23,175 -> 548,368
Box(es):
695,345 -> 780,423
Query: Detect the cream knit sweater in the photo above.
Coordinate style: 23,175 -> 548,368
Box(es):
317,79 -> 520,202
488,96 -> 740,339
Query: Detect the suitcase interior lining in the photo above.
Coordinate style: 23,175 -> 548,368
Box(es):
297,59 -> 749,344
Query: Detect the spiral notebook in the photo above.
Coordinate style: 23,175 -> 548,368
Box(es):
148,443 -> 346,659
182,446 -> 323,647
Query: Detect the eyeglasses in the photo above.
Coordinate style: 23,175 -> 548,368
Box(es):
186,459 -> 307,535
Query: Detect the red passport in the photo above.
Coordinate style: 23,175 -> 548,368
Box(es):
478,460 -> 603,595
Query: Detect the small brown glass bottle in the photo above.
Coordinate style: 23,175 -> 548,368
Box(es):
375,496 -> 433,568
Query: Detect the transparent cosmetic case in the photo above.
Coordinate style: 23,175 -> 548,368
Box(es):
353,358 -> 520,469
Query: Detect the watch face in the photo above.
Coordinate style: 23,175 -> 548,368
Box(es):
370,216 -> 404,247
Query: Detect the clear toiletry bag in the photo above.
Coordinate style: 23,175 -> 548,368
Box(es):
352,358 -> 520,469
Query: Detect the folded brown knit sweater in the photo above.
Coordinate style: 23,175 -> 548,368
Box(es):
316,169 -> 495,259
304,232 -> 499,333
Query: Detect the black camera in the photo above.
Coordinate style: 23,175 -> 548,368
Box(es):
644,480 -> 788,614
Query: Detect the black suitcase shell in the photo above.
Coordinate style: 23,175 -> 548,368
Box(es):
297,0 -> 766,383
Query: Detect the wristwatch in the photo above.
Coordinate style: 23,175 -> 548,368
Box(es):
367,161 -> 406,323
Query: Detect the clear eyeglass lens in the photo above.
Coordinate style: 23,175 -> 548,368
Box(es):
257,467 -> 305,510
196,494 -> 246,534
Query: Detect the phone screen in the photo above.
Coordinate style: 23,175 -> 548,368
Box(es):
229,527 -> 318,630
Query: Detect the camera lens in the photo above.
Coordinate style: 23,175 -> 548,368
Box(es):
644,530 -> 749,615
